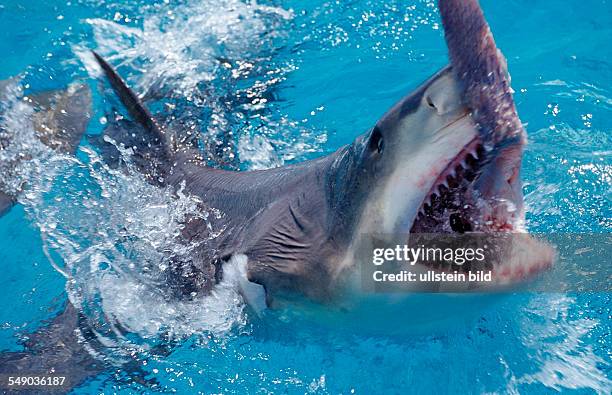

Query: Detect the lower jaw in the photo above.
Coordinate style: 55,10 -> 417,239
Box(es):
404,230 -> 554,287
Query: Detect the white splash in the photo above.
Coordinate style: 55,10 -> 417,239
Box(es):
76,0 -> 325,170
0,81 -> 245,366
0,0 -> 330,360
0,81 -> 56,199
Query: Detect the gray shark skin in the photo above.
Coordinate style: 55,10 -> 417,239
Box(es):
0,0 -> 554,392
163,68 -> 461,302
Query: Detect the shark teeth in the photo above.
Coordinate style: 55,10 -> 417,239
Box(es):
423,138 -> 482,205
413,138 -> 484,227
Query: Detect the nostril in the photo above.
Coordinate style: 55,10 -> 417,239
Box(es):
426,96 -> 436,109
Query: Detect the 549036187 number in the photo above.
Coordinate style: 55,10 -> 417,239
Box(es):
2,375 -> 68,388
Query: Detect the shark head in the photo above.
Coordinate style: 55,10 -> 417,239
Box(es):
331,0 -> 553,289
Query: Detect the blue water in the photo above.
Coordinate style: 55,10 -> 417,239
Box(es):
0,0 -> 610,393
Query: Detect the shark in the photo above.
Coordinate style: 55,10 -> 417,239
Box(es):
0,0 -> 553,390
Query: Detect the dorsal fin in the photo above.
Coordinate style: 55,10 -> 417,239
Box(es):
92,51 -> 171,157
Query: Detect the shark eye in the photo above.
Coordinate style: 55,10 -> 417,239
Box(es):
369,127 -> 384,155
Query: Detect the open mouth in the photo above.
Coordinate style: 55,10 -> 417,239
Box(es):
406,134 -> 554,282
410,136 -> 516,235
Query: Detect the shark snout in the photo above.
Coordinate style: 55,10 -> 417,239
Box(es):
422,69 -> 466,118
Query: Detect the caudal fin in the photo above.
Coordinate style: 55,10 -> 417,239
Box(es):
0,80 -> 92,217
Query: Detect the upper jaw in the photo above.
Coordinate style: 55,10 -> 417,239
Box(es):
423,0 -> 530,235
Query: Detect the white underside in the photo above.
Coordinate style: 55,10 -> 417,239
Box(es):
223,254 -> 267,315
